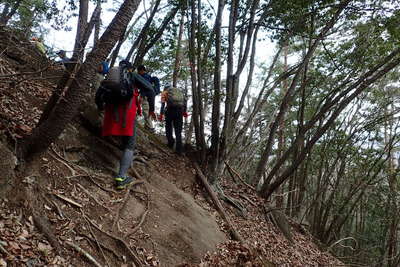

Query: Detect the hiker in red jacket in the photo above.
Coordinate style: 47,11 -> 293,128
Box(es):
95,60 -> 156,189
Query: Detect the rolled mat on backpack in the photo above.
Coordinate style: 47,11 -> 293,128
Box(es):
131,73 -> 154,92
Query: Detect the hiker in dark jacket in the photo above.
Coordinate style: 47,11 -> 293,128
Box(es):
95,60 -> 156,189
158,84 -> 188,155
137,65 -> 160,132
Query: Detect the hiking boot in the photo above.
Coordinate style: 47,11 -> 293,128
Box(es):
115,176 -> 133,190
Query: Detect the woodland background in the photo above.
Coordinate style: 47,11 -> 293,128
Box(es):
1,0 -> 400,266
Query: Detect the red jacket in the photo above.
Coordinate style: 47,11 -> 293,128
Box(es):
102,90 -> 140,137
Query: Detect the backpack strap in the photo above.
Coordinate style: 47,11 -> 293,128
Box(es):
113,104 -> 119,123
121,89 -> 139,128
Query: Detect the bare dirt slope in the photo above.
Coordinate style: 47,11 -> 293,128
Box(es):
0,26 -> 343,267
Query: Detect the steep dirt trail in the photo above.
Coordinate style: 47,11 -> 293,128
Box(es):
0,27 -> 343,266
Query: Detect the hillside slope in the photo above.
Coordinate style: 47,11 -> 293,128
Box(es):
0,27 -> 343,266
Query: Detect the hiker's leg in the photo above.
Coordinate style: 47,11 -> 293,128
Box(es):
173,111 -> 183,154
165,112 -> 174,148
118,118 -> 137,177
141,96 -> 153,130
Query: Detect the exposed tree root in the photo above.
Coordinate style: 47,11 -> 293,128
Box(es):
225,161 -> 256,191
194,163 -> 244,242
85,216 -> 143,266
112,185 -> 132,230
126,184 -> 150,238
239,194 -> 257,207
80,232 -> 121,260
66,241 -> 103,267
213,183 -> 247,218
77,183 -> 112,213
263,205 -> 293,244
82,213 -> 110,267
32,210 -> 61,252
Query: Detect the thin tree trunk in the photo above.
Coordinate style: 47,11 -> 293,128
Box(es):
93,0 -> 102,47
125,0 -> 161,62
219,0 -> 238,160
254,0 -> 351,185
72,0 -> 89,61
109,5 -> 155,67
276,44 -> 289,209
133,5 -> 179,67
260,48 -> 400,200
172,9 -> 185,87
187,0 -> 206,159
209,0 -> 225,178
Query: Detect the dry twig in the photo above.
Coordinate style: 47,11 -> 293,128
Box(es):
53,193 -> 83,208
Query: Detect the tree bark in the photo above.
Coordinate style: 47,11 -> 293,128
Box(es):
125,0 -> 161,62
93,0 -> 102,46
133,5 -> 179,67
0,0 -> 22,25
72,0 -> 89,61
172,9 -> 185,87
254,0 -> 351,185
19,0 -> 142,161
260,47 -> 400,200
209,0 -> 225,177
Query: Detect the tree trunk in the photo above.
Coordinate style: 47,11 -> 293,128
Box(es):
209,0 -> 225,178
172,9 -> 185,87
133,5 -> 179,67
19,0 -> 142,161
275,44 -> 289,209
126,0 -> 161,62
254,0 -> 350,186
93,0 -> 102,46
187,0 -> 206,160
260,47 -> 400,200
109,5 -> 153,67
38,2 -> 102,125
72,0 -> 89,61
0,0 -> 22,25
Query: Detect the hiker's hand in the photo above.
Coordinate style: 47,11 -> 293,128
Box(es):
137,106 -> 142,116
158,114 -> 164,121
182,112 -> 189,118
149,111 -> 157,121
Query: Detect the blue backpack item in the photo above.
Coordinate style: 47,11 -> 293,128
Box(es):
100,61 -> 109,75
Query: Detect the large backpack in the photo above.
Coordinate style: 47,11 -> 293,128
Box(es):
167,87 -> 184,107
100,63 -> 133,104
